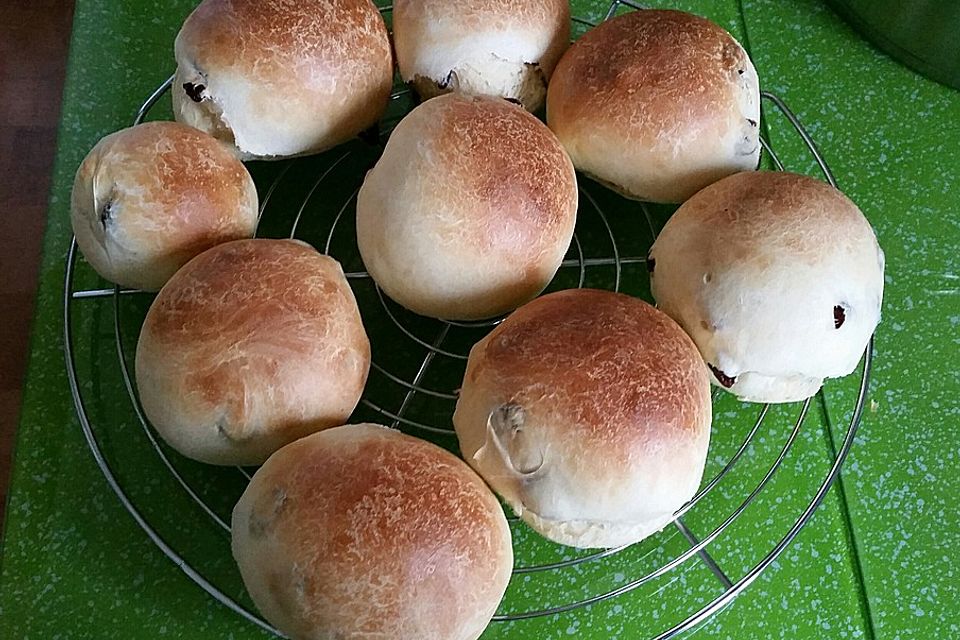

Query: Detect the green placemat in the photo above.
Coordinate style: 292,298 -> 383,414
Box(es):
743,1 -> 960,637
2,1 -> 958,638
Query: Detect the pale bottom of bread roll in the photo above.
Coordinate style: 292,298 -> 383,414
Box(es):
409,56 -> 547,111
714,369 -> 824,404
517,508 -> 678,550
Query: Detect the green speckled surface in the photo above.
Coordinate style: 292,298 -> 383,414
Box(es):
1,0 -> 958,638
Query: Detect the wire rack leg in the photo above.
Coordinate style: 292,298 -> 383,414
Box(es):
674,518 -> 733,589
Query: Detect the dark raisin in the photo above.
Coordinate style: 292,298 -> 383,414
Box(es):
183,82 -> 206,103
437,71 -> 454,90
99,200 -> 114,228
646,257 -> 656,273
737,69 -> 745,75
834,305 -> 846,329
708,364 -> 737,388
490,403 -> 525,435
747,118 -> 758,127
525,61 -> 548,91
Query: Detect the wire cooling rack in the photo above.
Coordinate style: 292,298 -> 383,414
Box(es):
63,1 -> 874,638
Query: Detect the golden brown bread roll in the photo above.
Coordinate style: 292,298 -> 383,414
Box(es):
393,0 -> 570,111
232,423 -> 513,640
357,93 -> 578,320
135,239 -> 370,465
547,9 -> 760,203
173,0 -> 393,159
649,171 -> 885,403
454,289 -> 712,548
70,121 -> 258,291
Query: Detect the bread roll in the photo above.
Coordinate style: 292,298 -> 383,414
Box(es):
173,0 -> 393,159
649,171 -> 885,403
70,122 -> 257,291
357,93 -> 577,321
393,0 -> 570,111
135,239 -> 370,465
454,289 -> 711,549
546,9 -> 760,203
232,424 -> 513,640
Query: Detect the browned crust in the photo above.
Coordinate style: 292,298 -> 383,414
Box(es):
178,0 -> 391,78
80,121 -> 252,241
70,121 -> 258,289
548,10 -> 750,138
466,289 -> 711,457
137,239 -> 370,459
174,0 -> 393,150
143,240 -> 360,352
428,95 -> 576,254
653,171 -> 876,266
357,93 -> 578,319
233,424 -> 512,638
